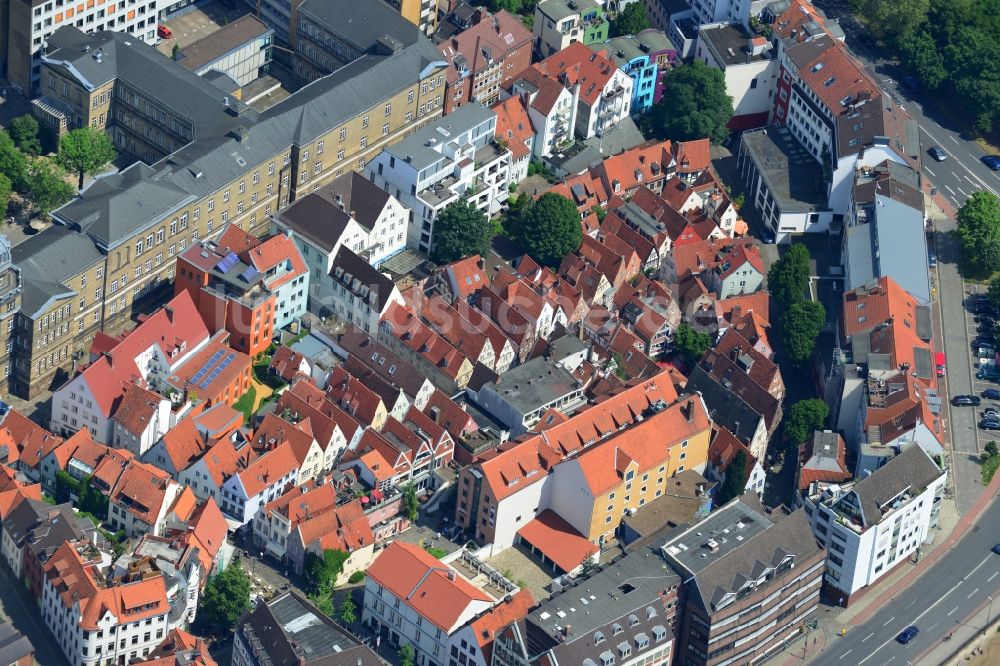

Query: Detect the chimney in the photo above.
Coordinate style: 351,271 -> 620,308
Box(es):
684,399 -> 695,422
164,305 -> 174,322
447,571 -> 456,581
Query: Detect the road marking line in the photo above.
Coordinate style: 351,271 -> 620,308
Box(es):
946,185 -> 957,195
948,606 -> 959,616
921,126 -> 1000,196
968,587 -> 980,598
926,166 -> 936,177
883,617 -> 895,627
840,650 -> 853,660
862,632 -> 874,642
989,571 -> 998,582
958,187 -> 969,197
966,175 -> 978,186
951,136 -> 960,144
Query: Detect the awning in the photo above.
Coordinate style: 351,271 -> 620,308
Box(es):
517,510 -> 598,574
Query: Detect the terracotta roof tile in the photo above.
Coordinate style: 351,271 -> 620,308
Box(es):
111,384 -> 163,436
534,42 -> 623,106
109,461 -> 175,526
366,542 -> 493,632
674,139 -> 711,174
237,442 -> 298,497
517,509 -> 597,572
269,346 -> 311,382
445,255 -> 489,299
492,96 -> 535,160
469,589 -> 534,661
0,410 -> 62,470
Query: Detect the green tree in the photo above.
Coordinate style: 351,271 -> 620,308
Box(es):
304,549 -> 350,592
848,0 -> 929,47
957,191 -> 1000,279
9,115 -> 42,156
26,161 -> 74,216
58,127 -> 117,189
780,300 -> 825,366
197,562 -> 251,633
644,61 -> 733,144
512,192 -> 582,267
985,440 -> 999,458
609,3 -> 650,38
430,198 -> 491,264
402,483 -> 419,522
716,449 -> 749,506
398,644 -> 415,666
0,173 -> 11,219
0,130 -> 29,192
338,595 -> 357,624
77,475 -> 108,519
673,323 -> 712,368
784,398 -> 829,448
172,43 -> 181,61
768,243 -> 811,307
309,588 -> 334,616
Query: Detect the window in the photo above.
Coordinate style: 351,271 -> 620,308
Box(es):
362,115 -> 369,128
385,102 -> 391,116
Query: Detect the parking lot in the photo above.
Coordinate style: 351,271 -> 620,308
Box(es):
965,292 -> 1000,438
154,0 -> 248,56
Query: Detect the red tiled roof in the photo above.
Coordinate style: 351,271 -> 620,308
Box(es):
366,541 -> 493,632
533,42 -> 622,106
237,442 -> 298,497
112,384 -> 163,436
517,510 -> 597,572
252,413 -> 316,467
109,461 -> 174,526
382,303 -> 471,381
439,9 -> 532,79
795,40 -> 880,116
590,140 -> 673,194
200,437 -> 256,488
0,410 -> 62,470
424,390 -> 478,440
445,255 -> 489,299
674,139 -> 711,174
492,96 -> 535,161
135,628 -> 217,666
269,346 -> 310,382
709,426 -> 757,479
277,380 -> 363,446
544,173 -> 609,216
188,498 -> 228,566
514,67 -> 569,115
842,276 -> 920,339
297,498 -> 373,553
469,589 -> 535,661
69,291 -> 209,418
326,367 -> 386,425
799,432 -> 851,490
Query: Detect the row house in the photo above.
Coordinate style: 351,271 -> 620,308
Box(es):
802,444 -> 944,605
796,430 -> 852,496
176,433 -> 255,505
0,410 -> 64,483
326,247 -> 406,336
253,482 -> 339,562
437,254 -> 491,303
133,629 -> 216,666
286,498 -> 376,581
510,70 -> 576,158
175,225 -> 309,357
340,407 -> 455,493
268,347 -> 313,383
362,541 -> 518,666
439,10 -> 534,113
41,429 -> 132,496
219,441 -> 300,527
704,425 -> 767,499
334,331 -> 438,409
250,413 -> 327,486
544,172 -> 609,220
0,472 -> 44,576
417,293 -> 517,374
514,255 -> 589,326
526,42 -> 633,140
272,171 -> 410,277
588,139 -> 677,197
714,292 -> 774,358
326,366 -> 392,430
276,377 -> 366,462
612,276 -> 680,358
456,370 -> 680,550
42,542 -> 170,666
380,303 -> 476,393
491,96 -> 536,182
478,269 -> 563,362
49,290 -> 210,451
106,461 -> 187,539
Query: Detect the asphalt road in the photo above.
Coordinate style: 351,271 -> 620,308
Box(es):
809,498 -> 1000,666
814,0 -> 1000,210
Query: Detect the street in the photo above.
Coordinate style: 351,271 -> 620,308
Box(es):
808,497 -> 1000,666
0,554 -> 68,666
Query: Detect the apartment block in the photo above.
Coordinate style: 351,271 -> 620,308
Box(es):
367,103 -> 512,255
0,236 -> 22,395
533,0 -> 609,58
803,444 -> 945,605
662,499 -> 825,666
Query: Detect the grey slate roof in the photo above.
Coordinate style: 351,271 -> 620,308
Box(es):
662,499 -> 822,613
845,443 -> 943,528
335,330 -> 429,400
324,171 -> 394,232
238,591 -> 381,666
685,365 -> 765,446
298,0 -> 423,52
524,542 -> 680,661
330,246 -> 398,312
381,102 -> 496,171
0,622 -> 33,665
871,194 -> 930,304
11,225 -> 103,316
274,194 -> 354,253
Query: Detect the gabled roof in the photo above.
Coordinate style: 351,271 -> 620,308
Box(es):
0,410 -> 63,471
533,42 -> 623,106
423,389 -> 478,440
382,303 -> 472,381
366,541 -> 493,632
799,431 -> 850,490
790,37 -> 880,118
439,9 -> 532,79
236,441 -> 298,497
589,140 -> 673,193
444,255 -> 489,299
673,139 -> 711,175
111,384 -> 163,436
325,367 -> 386,425
252,413 -> 317,468
492,96 -> 535,160
708,426 -> 758,480
296,498 -> 373,553
109,461 -> 174,526
269,346 -> 311,382
276,379 -> 363,445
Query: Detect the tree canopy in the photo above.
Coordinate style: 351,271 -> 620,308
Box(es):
58,127 -> 117,189
0,173 -> 11,219
957,191 -> 1000,279
9,115 -> 42,156
673,323 -> 712,368
510,192 -> 582,267
768,244 -> 811,308
402,483 -> 419,522
852,0 -> 1000,136
304,549 -> 350,592
431,198 -> 491,264
197,562 -> 251,633
26,161 -> 74,216
338,596 -> 357,624
784,398 -> 829,449
0,131 -> 28,192
643,61 -> 733,144
716,449 -> 749,506
610,4 -> 651,38
780,300 -> 826,366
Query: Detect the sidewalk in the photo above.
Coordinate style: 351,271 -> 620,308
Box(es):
772,469 -> 1000,665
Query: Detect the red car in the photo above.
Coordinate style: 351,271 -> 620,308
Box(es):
936,352 -> 946,377
157,25 -> 173,40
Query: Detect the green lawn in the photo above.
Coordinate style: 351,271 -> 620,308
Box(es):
232,386 -> 257,424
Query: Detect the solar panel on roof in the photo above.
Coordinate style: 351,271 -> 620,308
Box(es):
239,266 -> 259,282
215,251 -> 240,273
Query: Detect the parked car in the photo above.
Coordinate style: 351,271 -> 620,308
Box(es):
983,388 -> 1000,400
928,248 -> 937,268
993,543 -> 1000,555
760,226 -> 775,244
936,352 -> 946,377
984,407 -> 1000,420
952,395 -> 982,406
157,25 -> 173,39
928,146 -> 948,162
982,155 -> 1000,171
896,626 -> 920,644
980,419 -> 1000,430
